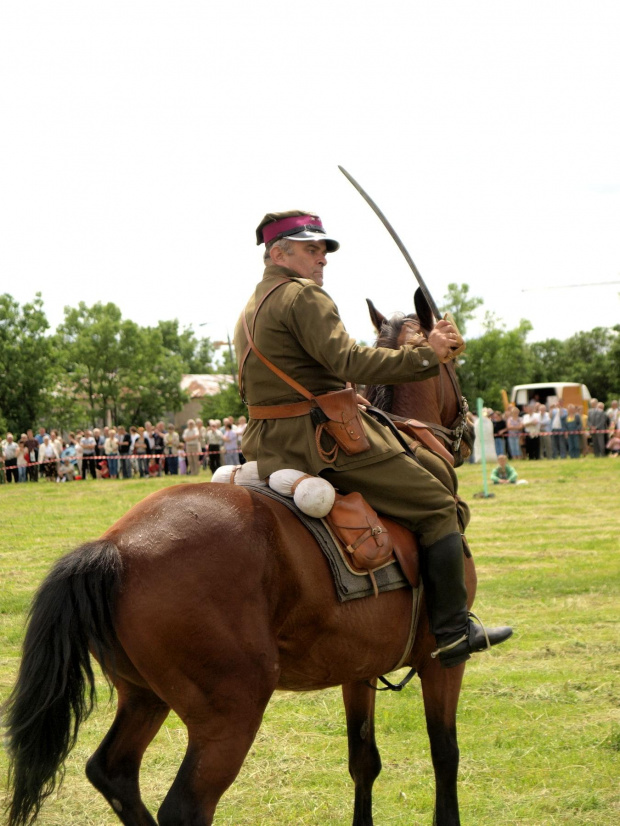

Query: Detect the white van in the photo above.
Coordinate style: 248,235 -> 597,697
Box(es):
510,382 -> 591,410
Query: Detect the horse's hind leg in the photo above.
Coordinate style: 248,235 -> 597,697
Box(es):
86,678 -> 170,825
342,681 -> 381,826
157,667 -> 277,825
419,659 -> 465,826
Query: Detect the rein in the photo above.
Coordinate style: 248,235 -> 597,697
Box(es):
369,316 -> 471,464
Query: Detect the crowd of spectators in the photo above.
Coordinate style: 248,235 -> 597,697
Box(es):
0,416 -> 248,483
489,398 -> 619,461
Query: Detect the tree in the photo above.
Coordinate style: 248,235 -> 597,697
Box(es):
456,314 -> 533,409
0,293 -> 52,434
201,384 -> 247,422
156,320 -> 216,373
440,283 -> 483,336
55,302 -> 189,426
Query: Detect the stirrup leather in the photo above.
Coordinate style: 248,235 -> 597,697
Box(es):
430,611 -> 490,659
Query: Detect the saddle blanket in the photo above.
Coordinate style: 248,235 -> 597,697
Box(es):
243,484 -> 412,603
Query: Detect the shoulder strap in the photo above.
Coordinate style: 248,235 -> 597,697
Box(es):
238,278 -> 314,402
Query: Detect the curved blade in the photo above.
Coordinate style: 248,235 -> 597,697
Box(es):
338,165 -> 441,321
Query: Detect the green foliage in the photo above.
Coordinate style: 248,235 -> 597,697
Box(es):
156,320 -> 215,373
54,302 -> 190,426
457,314 -> 533,409
529,327 -> 619,402
441,282 -> 483,336
0,293 -> 52,434
200,383 -> 247,422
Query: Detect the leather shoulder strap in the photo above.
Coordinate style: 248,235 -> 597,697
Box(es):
238,278 -> 314,402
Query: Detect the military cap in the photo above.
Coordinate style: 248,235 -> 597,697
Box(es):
255,210 -> 340,252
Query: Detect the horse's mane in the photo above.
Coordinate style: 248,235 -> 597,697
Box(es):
365,312 -> 419,412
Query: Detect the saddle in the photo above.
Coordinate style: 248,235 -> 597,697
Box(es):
326,491 -> 419,597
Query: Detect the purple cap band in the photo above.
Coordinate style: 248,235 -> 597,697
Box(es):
262,214 -> 324,245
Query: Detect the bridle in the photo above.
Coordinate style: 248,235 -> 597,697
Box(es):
370,316 -> 473,466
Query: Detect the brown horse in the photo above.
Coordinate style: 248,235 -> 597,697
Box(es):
3,298 -> 478,826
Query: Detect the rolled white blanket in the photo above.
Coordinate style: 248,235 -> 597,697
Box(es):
211,461 -> 267,487
293,476 -> 336,518
211,465 -> 241,484
268,468 -> 307,496
234,461 -> 267,487
269,468 -> 335,518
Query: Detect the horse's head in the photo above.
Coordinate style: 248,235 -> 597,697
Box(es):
365,289 -> 473,467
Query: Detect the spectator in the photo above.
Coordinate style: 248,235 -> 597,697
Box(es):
506,408 -> 523,460
163,424 -> 180,475
606,426 -> 620,457
74,431 -> 84,478
236,415 -> 248,463
605,400 -> 618,428
565,404 -> 582,459
38,435 -> 60,480
222,421 -> 240,465
588,400 -> 609,457
57,457 -> 76,482
133,427 -> 149,478
24,429 -> 40,481
17,436 -> 29,482
538,405 -> 553,459
182,419 -> 202,476
50,429 -> 63,457
3,433 -> 19,483
491,410 -> 507,457
61,441 -> 77,470
117,426 -> 132,479
521,403 -> 541,460
104,428 -> 120,479
491,454 -> 518,485
196,418 -> 208,469
93,427 -> 104,473
80,430 -> 98,480
152,424 -> 165,476
550,401 -> 568,459
205,420 -> 224,475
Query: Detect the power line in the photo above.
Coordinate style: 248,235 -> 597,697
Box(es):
522,280 -> 620,292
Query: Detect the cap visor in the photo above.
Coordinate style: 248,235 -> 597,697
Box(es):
287,229 -> 339,252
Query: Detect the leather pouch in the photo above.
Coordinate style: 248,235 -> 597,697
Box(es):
326,492 -> 394,572
315,388 -> 371,456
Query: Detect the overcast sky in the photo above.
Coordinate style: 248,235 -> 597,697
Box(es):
2,1 -> 619,357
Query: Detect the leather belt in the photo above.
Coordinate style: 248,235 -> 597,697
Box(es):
248,400 -> 314,419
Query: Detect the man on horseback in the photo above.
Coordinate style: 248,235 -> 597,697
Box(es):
234,210 -> 512,668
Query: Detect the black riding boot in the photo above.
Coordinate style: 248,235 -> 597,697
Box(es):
422,532 -> 513,668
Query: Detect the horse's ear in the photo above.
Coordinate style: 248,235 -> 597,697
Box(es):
366,299 -> 386,334
414,288 -> 435,333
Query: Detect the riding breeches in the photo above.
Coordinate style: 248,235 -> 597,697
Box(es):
320,449 -> 462,547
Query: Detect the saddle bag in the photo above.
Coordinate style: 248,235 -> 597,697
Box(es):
326,492 -> 394,595
314,388 -> 371,457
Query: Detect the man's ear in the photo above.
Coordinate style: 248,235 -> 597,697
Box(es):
269,243 -> 286,266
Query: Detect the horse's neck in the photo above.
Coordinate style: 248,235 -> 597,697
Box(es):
391,367 -> 456,428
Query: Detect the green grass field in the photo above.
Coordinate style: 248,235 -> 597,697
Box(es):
1,459 -> 619,825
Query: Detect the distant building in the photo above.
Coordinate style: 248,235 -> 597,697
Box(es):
174,374 -> 234,427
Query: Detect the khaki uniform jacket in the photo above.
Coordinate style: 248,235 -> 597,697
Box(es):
234,265 -> 441,479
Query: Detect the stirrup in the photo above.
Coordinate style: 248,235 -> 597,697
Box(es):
467,610 -> 491,650
430,633 -> 467,659
430,611 -> 490,659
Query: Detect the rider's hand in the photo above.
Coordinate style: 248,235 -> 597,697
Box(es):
427,319 -> 465,363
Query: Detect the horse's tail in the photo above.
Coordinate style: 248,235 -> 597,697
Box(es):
2,539 -> 122,826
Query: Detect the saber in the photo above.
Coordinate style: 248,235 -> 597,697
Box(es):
338,165 -> 442,321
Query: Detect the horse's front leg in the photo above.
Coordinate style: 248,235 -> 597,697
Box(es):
342,681 -> 381,826
419,658 -> 466,826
